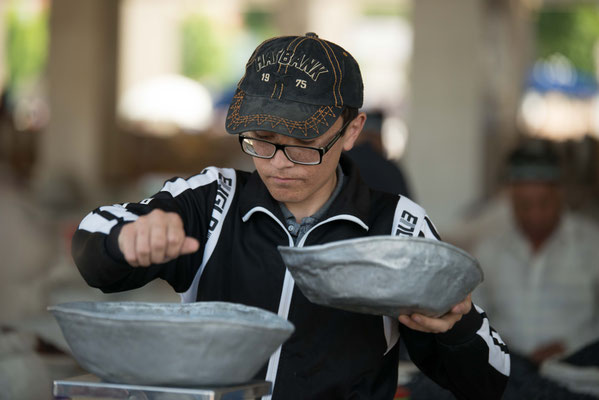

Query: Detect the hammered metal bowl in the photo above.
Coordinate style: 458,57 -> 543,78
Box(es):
48,301 -> 294,387
278,236 -> 483,317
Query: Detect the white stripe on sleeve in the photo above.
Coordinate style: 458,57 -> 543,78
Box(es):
179,167 -> 237,303
161,168 -> 226,198
99,205 -> 139,221
474,304 -> 510,376
79,213 -> 118,235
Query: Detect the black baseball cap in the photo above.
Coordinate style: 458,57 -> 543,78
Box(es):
506,139 -> 562,183
225,33 -> 363,139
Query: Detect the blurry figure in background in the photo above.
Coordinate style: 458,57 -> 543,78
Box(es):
0,89 -> 14,163
0,163 -> 56,400
346,110 -> 411,197
0,164 -> 56,322
0,327 -> 53,400
473,139 -> 599,365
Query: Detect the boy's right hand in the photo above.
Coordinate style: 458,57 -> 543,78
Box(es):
118,209 -> 200,267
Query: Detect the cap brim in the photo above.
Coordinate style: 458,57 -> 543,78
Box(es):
225,90 -> 344,139
507,165 -> 561,182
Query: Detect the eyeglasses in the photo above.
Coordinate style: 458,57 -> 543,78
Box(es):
238,120 -> 350,165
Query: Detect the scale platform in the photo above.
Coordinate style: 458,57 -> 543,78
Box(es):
53,374 -> 272,400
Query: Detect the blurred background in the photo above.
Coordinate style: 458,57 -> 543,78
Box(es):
1,0 -> 599,398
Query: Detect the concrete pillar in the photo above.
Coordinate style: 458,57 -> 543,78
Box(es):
275,0 -> 310,35
405,0 -> 485,233
275,0 -> 357,40
118,0 -> 181,100
34,0 -> 119,203
481,0 -> 534,196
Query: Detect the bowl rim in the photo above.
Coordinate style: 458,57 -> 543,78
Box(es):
278,235 -> 478,264
47,301 -> 295,331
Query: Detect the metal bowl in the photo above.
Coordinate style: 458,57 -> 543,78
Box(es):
48,301 -> 294,387
278,236 -> 483,317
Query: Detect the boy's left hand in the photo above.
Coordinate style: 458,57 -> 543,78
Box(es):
398,294 -> 472,333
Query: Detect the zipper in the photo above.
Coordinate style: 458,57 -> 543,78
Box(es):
244,207 -> 368,399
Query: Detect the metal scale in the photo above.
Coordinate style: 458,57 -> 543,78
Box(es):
53,375 -> 272,400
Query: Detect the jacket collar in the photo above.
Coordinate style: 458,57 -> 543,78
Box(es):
239,168 -> 286,221
239,154 -> 370,227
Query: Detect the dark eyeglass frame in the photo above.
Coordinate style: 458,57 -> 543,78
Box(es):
238,120 -> 351,166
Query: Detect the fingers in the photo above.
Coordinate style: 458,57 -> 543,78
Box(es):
135,223 -> 151,266
180,237 -> 200,255
165,222 -> 185,260
398,294 -> 473,334
451,294 -> 472,315
149,225 -> 167,264
399,312 -> 463,333
398,315 -> 423,332
119,224 -> 139,267
117,209 -> 199,267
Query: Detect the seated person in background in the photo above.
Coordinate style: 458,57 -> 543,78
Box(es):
473,139 -> 599,365
346,110 -> 411,197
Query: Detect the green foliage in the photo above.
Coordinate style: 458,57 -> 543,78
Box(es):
4,0 -> 48,93
180,9 -> 276,86
362,1 -> 409,18
243,9 -> 276,38
536,5 -> 599,74
181,15 -> 228,82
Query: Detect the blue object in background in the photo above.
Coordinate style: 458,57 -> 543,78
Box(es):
528,55 -> 598,98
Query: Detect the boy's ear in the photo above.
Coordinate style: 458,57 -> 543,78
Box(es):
342,112 -> 367,151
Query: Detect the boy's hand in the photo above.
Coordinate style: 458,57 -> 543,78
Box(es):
398,294 -> 472,333
118,209 -> 199,267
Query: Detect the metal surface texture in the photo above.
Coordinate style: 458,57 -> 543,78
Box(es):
48,301 -> 294,387
53,374 -> 271,400
278,236 -> 483,317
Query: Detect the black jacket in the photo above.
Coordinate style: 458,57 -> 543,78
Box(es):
72,157 -> 509,400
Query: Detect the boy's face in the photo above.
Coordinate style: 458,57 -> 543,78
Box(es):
250,115 -> 363,218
